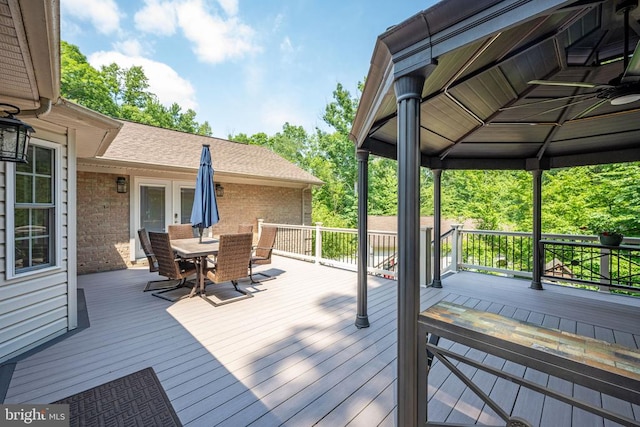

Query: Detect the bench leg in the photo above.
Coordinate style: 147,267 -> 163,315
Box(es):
418,322 -> 429,425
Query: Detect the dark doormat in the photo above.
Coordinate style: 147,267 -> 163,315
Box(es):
53,367 -> 182,427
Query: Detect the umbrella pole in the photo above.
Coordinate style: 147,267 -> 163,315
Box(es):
198,226 -> 204,243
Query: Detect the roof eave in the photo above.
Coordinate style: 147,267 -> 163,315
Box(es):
25,99 -> 123,157
80,157 -> 324,187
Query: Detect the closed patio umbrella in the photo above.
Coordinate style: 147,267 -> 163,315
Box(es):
191,144 -> 219,241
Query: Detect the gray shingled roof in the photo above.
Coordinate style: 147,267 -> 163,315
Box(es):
100,120 -> 323,185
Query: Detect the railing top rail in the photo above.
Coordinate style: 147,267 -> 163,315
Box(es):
264,223 -> 401,236
264,223 -> 316,231
460,229 -> 623,241
320,227 -> 358,234
264,224 -> 638,243
541,240 -> 640,250
441,228 -> 455,238
367,230 -> 399,236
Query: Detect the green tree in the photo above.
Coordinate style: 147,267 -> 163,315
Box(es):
60,41 -> 212,136
61,42 -> 118,117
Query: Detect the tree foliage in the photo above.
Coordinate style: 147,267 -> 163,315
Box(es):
231,76 -> 640,237
62,42 -> 639,236
60,41 -> 211,136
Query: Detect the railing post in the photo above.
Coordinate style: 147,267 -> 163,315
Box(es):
426,227 -> 432,285
599,247 -> 611,292
431,169 -> 443,288
315,222 -> 323,264
258,218 -> 264,237
451,224 -> 462,273
530,168 -> 544,290
419,227 -> 432,287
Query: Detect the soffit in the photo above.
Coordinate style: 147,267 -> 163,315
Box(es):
0,0 -> 58,111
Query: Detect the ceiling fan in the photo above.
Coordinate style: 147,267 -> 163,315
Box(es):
516,0 -> 640,117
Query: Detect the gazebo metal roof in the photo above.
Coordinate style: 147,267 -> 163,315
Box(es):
352,0 -> 640,170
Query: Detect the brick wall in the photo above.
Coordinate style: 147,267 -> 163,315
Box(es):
211,183 -> 309,235
77,172 -> 131,274
76,172 -> 312,274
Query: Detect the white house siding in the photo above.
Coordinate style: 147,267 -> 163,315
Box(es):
0,127 -> 73,363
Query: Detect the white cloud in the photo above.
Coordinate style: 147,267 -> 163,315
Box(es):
61,0 -> 121,35
217,0 -> 238,16
88,51 -> 198,111
176,0 -> 260,64
134,0 -> 178,36
130,0 -> 259,64
272,13 -> 285,32
280,36 -> 293,54
113,39 -> 145,57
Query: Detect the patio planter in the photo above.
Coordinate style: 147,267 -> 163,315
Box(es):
598,232 -> 623,246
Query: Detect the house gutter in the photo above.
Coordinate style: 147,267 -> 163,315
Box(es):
19,97 -> 53,118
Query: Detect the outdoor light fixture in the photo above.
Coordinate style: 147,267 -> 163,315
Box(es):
0,103 -> 34,163
216,183 -> 224,197
116,176 -> 128,193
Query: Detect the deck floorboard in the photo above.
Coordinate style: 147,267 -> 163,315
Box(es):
4,258 -> 640,426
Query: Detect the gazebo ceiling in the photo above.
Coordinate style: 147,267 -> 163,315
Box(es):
352,0 -> 640,170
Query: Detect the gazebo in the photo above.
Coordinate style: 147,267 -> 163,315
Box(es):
350,0 -> 640,425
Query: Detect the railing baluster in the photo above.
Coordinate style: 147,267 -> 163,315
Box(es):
266,222 -> 639,295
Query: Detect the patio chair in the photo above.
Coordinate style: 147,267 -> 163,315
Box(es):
249,226 -> 277,283
237,224 -> 254,234
167,223 -> 195,240
148,231 -> 198,301
203,232 -> 253,306
137,228 -> 180,292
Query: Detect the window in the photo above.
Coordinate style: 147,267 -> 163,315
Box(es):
8,142 -> 59,276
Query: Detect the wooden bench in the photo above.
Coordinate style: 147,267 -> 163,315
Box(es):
417,301 -> 640,427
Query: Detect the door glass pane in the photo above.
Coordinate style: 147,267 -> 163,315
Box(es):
140,186 -> 165,232
180,188 -> 195,224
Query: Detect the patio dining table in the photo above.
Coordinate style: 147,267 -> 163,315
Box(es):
171,237 -> 219,297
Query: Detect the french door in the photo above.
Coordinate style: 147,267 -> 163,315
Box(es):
134,178 -> 195,258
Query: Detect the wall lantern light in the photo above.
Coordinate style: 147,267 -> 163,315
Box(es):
0,103 -> 34,163
215,183 -> 224,197
116,176 -> 128,193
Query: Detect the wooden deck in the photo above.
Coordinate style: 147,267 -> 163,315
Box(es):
3,256 -> 640,426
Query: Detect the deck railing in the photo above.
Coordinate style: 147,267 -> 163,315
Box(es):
262,221 -> 431,284
260,221 -> 640,294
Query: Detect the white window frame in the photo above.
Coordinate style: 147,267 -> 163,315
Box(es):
5,139 -> 63,279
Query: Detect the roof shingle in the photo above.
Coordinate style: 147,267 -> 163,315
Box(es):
101,120 -> 322,185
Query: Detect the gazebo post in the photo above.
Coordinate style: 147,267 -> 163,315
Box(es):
395,73 -> 425,427
355,148 -> 370,328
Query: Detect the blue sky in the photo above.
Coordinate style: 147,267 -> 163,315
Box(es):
60,0 -> 435,137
